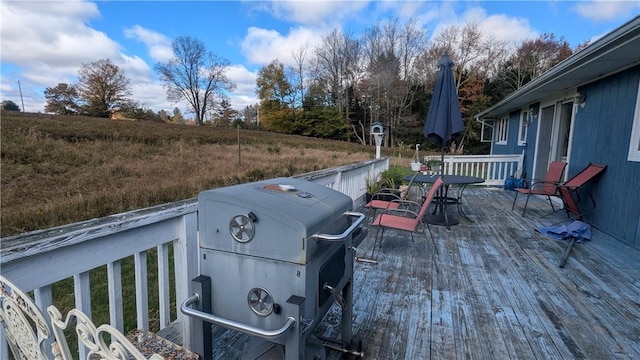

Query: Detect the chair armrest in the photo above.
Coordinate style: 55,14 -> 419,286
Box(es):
371,189 -> 402,201
379,207 -> 420,219
526,179 -> 561,189
381,199 -> 422,216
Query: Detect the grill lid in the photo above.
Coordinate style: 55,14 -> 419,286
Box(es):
198,178 -> 353,263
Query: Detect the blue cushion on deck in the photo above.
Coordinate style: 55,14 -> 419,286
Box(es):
536,220 -> 592,243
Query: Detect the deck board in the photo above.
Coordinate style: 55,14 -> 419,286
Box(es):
202,187 -> 640,359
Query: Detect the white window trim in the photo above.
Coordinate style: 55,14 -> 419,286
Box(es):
628,79 -> 640,162
495,116 -> 508,144
480,119 -> 494,142
518,110 -> 530,146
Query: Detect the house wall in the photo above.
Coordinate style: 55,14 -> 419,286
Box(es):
573,65 -> 640,247
491,110 -> 538,179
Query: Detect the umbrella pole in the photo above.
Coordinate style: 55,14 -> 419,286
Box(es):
438,146 -> 448,226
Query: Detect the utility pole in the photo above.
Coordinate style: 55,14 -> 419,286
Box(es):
18,80 -> 25,112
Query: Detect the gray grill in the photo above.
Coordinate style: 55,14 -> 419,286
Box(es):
181,177 -> 366,359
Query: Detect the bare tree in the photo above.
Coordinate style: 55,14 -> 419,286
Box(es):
314,29 -> 362,120
291,43 -> 308,110
361,19 -> 427,147
155,36 -> 235,126
76,59 -> 131,117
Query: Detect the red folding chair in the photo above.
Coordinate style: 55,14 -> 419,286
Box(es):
365,171 -> 424,221
555,163 -> 607,267
512,161 -> 567,216
369,177 -> 444,259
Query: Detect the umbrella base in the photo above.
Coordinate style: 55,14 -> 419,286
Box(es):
424,214 -> 459,228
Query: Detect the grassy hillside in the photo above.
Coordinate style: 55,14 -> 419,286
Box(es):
1,111 -> 385,237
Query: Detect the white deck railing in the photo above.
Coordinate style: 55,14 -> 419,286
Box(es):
424,154 -> 523,186
0,157 -> 389,359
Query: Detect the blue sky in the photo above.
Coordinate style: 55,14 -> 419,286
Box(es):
1,1 -> 638,115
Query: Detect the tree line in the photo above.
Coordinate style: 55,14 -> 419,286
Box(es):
254,20 -> 579,154
27,20 -> 581,154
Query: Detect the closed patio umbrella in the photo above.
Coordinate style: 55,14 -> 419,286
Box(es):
423,53 -> 465,172
423,53 -> 465,227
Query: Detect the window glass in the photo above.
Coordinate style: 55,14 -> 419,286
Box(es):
496,117 -> 508,144
481,119 -> 494,142
518,110 -> 529,146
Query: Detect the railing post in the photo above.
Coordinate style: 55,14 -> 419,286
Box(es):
189,275 -> 212,360
176,211 -> 200,350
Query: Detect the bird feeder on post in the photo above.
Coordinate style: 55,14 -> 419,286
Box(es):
370,122 -> 385,159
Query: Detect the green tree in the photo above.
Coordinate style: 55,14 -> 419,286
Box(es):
155,36 -> 235,126
76,59 -> 131,117
44,83 -> 79,115
117,100 -> 162,122
211,99 -> 238,127
1,100 -> 20,111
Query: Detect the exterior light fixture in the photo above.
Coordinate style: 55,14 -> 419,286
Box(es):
575,95 -> 586,108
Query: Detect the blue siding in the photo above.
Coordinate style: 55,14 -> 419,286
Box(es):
573,66 -> 640,246
491,109 -> 538,179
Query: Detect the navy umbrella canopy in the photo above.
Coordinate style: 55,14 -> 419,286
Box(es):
423,53 -> 465,174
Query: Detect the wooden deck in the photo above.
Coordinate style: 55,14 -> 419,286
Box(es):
203,187 -> 640,359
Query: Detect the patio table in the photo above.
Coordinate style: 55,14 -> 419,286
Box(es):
405,174 -> 485,229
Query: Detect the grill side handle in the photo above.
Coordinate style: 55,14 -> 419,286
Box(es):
180,293 -> 296,340
311,211 -> 365,242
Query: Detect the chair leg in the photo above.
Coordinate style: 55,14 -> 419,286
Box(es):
546,196 -> 557,212
370,225 -> 384,259
522,193 -> 531,217
422,221 -> 439,256
512,191 -> 519,210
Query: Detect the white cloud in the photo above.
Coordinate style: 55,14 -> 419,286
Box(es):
226,64 -> 258,109
573,0 -> 640,22
1,1 -> 119,68
241,26 -> 324,67
465,8 -> 538,44
266,0 -> 370,26
124,25 -> 173,62
428,6 -> 538,46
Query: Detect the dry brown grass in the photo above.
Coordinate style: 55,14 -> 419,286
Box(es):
1,112 -> 386,237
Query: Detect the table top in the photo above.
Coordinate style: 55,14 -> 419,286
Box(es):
405,173 -> 485,185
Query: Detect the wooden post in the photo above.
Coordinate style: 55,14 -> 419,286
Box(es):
237,124 -> 241,166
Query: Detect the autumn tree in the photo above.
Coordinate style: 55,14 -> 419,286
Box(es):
155,36 -> 235,126
499,33 -> 572,92
255,60 -> 296,132
172,108 -> 185,124
44,83 -> 79,115
76,59 -> 131,117
417,22 -> 507,154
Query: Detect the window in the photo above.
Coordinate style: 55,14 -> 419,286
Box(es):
628,79 -> 640,162
495,117 -> 508,144
480,119 -> 494,142
518,110 -> 529,146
